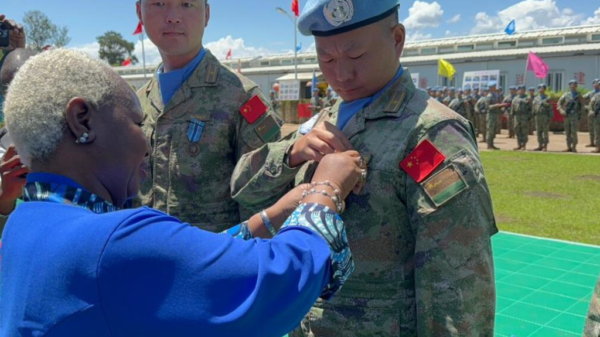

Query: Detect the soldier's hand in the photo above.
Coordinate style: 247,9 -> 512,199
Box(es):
289,121 -> 353,167
0,15 -> 26,51
0,145 -> 29,215
312,151 -> 363,200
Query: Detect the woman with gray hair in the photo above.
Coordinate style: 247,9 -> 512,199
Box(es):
0,49 -> 364,337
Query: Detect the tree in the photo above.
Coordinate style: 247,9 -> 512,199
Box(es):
22,10 -> 71,51
97,31 -> 138,66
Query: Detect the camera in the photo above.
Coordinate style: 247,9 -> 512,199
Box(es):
0,22 -> 9,48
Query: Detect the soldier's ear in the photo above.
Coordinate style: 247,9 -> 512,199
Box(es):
393,24 -> 405,58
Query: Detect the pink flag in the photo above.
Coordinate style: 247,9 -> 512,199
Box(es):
526,52 -> 549,79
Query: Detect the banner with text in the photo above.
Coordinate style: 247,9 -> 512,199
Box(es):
462,70 -> 500,90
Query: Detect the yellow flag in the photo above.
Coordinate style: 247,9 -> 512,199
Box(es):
438,58 -> 456,79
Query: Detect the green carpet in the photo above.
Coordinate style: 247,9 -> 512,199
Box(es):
494,231 -> 600,336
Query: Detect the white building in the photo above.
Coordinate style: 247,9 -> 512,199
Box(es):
115,24 -> 600,95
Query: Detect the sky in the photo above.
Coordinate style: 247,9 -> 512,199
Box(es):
4,0 -> 600,66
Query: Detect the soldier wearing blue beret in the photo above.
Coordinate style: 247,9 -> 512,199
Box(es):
292,0 -> 497,336
503,86 -> 519,139
584,79 -> 600,149
558,80 -> 585,152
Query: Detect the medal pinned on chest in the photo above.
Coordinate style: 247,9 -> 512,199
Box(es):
187,118 -> 205,157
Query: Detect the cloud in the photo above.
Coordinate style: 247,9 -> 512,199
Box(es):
447,14 -> 461,24
471,0 -> 584,35
133,38 -> 162,65
205,35 -> 275,60
71,42 -> 100,58
582,7 -> 600,25
406,31 -> 433,42
403,1 -> 444,30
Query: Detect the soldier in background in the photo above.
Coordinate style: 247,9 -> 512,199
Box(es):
442,87 -> 455,106
532,84 -> 553,152
435,87 -> 444,103
269,90 -> 280,113
449,89 -> 468,118
464,85 -> 477,129
511,85 -> 533,151
590,79 -> 600,154
503,86 -> 517,139
484,82 -> 509,150
528,87 -> 536,135
475,86 -> 490,143
558,80 -> 585,153
584,79 -> 600,148
323,87 -> 337,108
310,88 -> 324,116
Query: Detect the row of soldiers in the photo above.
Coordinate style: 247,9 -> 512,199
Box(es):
426,78 -> 600,153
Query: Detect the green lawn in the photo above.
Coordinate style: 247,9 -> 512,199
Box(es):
481,151 -> 600,245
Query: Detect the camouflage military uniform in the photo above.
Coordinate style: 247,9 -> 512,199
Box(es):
533,94 -> 553,150
591,92 -> 600,152
270,96 -> 280,113
448,96 -> 468,118
442,94 -> 454,106
584,91 -> 596,146
511,95 -> 532,148
484,93 -> 504,148
465,94 -> 477,129
288,71 -> 497,336
324,95 -> 336,108
585,276 -> 600,336
558,91 -> 585,151
137,50 -> 289,232
475,95 -> 489,142
503,95 -> 515,138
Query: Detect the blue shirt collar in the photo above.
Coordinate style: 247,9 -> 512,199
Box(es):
157,48 -> 207,106
24,173 -> 132,213
337,66 -> 404,130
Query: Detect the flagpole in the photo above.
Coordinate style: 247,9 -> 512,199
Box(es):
294,15 -> 298,81
523,52 -> 529,87
141,29 -> 147,80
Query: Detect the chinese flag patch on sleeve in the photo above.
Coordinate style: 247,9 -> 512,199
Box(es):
240,95 -> 268,124
400,139 -> 446,183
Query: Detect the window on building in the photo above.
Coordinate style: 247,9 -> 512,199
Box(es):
304,58 -> 316,63
518,39 -> 537,47
457,44 -> 474,52
403,49 -> 419,56
476,43 -> 494,51
241,62 -> 250,68
541,37 -> 563,45
440,77 -> 456,87
260,61 -> 270,66
591,34 -> 600,41
282,59 -> 293,65
546,71 -> 564,92
421,47 -> 437,55
439,46 -> 455,54
564,35 -> 587,44
497,41 -> 516,49
500,74 -> 507,92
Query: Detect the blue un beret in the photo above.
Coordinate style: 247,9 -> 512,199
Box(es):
488,81 -> 497,88
464,85 -> 471,90
528,87 -> 536,91
569,79 -> 577,85
593,79 -> 599,84
538,83 -> 547,88
509,86 -> 516,90
449,87 -> 455,92
518,85 -> 526,90
298,0 -> 400,36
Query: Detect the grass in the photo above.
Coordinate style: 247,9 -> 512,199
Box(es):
480,151 -> 600,245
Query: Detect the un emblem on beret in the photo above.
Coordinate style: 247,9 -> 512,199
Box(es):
323,0 -> 354,27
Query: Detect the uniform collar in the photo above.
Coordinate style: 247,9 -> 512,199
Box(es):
146,49 -> 221,114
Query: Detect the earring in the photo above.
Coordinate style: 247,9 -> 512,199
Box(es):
76,132 -> 89,144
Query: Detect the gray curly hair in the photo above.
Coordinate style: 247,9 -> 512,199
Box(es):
4,49 -> 119,166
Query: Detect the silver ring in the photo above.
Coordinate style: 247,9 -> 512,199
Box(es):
361,169 -> 367,183
359,157 -> 365,169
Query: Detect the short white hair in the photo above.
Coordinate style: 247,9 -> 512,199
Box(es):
4,49 -> 118,166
